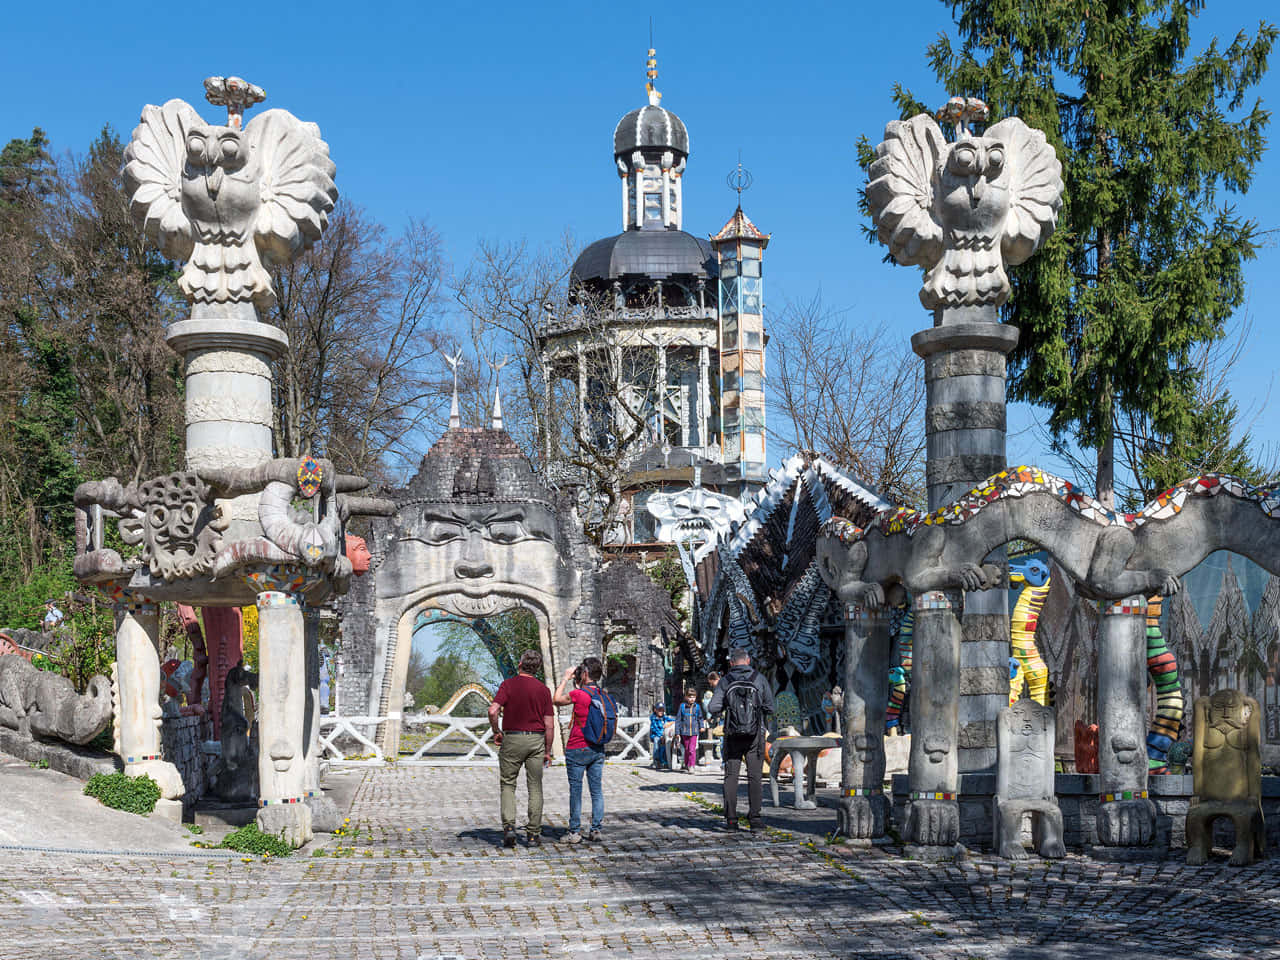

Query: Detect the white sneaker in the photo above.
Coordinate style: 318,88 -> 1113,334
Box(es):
564,831 -> 582,844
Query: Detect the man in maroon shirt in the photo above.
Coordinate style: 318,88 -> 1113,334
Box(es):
488,649 -> 555,847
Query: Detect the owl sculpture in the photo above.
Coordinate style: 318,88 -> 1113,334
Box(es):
866,106 -> 1063,310
122,83 -> 338,311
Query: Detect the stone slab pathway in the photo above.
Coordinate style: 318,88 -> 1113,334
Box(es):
2,762 -> 1277,959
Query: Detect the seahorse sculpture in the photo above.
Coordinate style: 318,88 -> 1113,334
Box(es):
886,603 -> 913,734
1008,559 -> 1051,705
1144,595 -> 1184,774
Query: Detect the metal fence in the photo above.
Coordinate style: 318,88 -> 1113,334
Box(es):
318,714 -> 656,767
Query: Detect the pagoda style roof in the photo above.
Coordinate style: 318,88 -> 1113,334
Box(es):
710,206 -> 770,247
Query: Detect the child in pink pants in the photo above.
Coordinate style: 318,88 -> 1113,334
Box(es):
675,688 -> 705,771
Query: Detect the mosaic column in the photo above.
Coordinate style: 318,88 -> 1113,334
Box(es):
1096,596 -> 1156,846
245,568 -> 313,847
904,589 -> 963,850
912,315 -> 1019,772
113,595 -> 185,800
301,600 -> 342,831
838,603 -> 891,840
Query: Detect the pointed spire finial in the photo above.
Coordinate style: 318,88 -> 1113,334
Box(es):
486,355 -> 512,430
645,28 -> 661,107
727,152 -> 753,203
444,351 -> 463,429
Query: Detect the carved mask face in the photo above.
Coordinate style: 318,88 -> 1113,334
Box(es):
648,487 -> 745,543
403,502 -> 558,597
345,534 -> 372,576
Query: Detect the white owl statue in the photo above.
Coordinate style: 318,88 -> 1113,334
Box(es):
122,77 -> 338,314
866,98 -> 1063,311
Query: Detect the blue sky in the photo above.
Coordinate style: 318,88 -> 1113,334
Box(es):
5,0 -> 1278,487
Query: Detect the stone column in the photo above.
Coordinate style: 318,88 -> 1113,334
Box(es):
249,577 -> 312,847
114,597 -> 185,804
301,602 -> 341,832
912,311 -> 1019,773
904,589 -> 962,852
167,317 -> 287,543
1097,596 -> 1156,846
839,603 -> 891,840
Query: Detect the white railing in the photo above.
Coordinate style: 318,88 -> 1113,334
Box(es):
318,714 -> 657,766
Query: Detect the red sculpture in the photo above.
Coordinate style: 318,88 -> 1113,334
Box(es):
201,607 -> 244,740
1074,719 -> 1099,773
346,534 -> 371,576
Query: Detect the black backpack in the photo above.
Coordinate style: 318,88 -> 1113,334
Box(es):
723,671 -> 762,737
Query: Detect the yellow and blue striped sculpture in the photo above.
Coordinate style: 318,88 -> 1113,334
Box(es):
1009,559 -> 1051,705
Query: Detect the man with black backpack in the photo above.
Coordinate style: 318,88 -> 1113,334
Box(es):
552,656 -> 616,843
708,647 -> 774,832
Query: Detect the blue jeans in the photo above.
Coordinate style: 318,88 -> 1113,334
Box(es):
565,746 -> 605,832
650,735 -> 667,767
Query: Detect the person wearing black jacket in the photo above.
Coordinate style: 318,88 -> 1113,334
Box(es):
707,647 -> 775,831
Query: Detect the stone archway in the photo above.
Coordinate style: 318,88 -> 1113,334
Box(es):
337,422 -> 675,755
381,586 -> 560,756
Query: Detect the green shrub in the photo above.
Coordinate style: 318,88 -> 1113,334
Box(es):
83,772 -> 160,815
218,822 -> 295,857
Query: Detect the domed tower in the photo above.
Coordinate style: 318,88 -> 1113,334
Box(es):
539,49 -> 767,545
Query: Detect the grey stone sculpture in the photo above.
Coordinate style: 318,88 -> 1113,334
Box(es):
837,603 -> 891,839
818,468 -> 1280,847
209,663 -> 259,802
816,469 -> 1280,607
993,698 -> 1065,860
0,655 -> 112,745
121,82 -> 336,314
866,98 -> 1063,311
73,473 -> 227,583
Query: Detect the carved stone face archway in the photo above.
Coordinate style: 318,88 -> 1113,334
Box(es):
339,424 -> 675,755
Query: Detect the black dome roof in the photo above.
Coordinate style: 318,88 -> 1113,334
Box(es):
570,230 -> 717,286
613,104 -> 689,158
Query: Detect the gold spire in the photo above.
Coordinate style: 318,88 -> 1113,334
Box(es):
645,47 -> 661,106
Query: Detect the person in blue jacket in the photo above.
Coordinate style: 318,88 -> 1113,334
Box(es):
649,702 -> 669,768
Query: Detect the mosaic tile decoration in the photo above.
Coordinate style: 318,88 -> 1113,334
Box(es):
297,456 -> 323,499
842,787 -> 884,796
913,590 -> 956,611
822,467 -> 1280,543
1103,599 -> 1147,616
1100,790 -> 1148,802
910,791 -> 957,801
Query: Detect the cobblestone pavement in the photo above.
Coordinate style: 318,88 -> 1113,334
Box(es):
3,763 -> 1279,959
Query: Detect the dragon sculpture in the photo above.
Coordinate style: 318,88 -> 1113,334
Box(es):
818,466 -> 1280,608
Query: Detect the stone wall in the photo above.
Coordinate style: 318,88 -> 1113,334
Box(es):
891,772 -> 1280,852
161,713 -> 210,809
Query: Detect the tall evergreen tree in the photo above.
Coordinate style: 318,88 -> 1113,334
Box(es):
890,0 -> 1275,506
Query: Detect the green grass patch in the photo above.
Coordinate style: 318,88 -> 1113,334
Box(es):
217,823 -> 295,858
84,772 -> 160,815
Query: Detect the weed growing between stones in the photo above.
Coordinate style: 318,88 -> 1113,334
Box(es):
83,772 -> 160,815
29,758 -> 49,769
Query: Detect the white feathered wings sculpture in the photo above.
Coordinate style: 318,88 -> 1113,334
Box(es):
866,98 -> 1063,311
122,77 -> 338,312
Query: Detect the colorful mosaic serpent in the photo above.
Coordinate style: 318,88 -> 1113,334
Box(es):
1144,594 -> 1184,774
1009,559 -> 1050,706
886,604 -> 913,734
874,467 -> 1280,536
